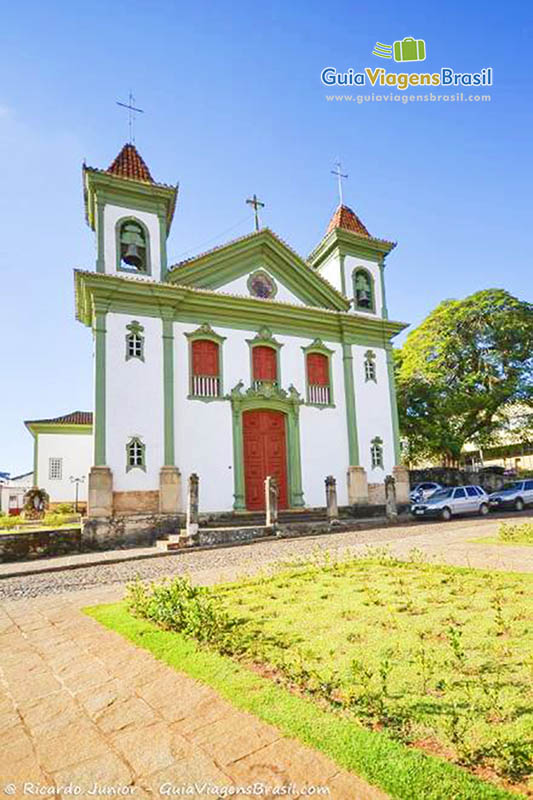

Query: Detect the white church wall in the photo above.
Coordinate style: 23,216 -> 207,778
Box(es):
173,322 -> 349,511
221,271 -> 306,306
344,254 -> 383,318
315,252 -> 343,295
37,434 -> 92,503
352,345 -> 395,481
103,204 -> 162,281
106,312 -> 164,492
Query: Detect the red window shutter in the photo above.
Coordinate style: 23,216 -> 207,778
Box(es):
253,346 -> 277,381
307,353 -> 329,386
192,340 -> 219,376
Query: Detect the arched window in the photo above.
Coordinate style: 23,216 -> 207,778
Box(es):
364,350 -> 376,382
371,436 -> 384,469
252,345 -> 278,386
353,268 -> 375,312
126,437 -> 146,472
191,339 -> 221,398
306,352 -> 331,405
118,219 -> 148,273
125,321 -> 145,362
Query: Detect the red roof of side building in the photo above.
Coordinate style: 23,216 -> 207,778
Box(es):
327,204 -> 370,237
107,144 -> 153,183
25,411 -> 93,427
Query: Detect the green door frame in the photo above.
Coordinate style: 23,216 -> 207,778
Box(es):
228,382 -> 305,511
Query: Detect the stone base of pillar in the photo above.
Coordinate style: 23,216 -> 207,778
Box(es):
393,465 -> 410,504
159,466 -> 182,514
347,466 -> 368,505
88,466 -> 113,518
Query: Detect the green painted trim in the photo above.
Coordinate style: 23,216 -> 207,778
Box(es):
94,310 -> 107,466
386,344 -> 402,464
33,434 -> 38,486
364,350 -> 377,383
379,258 -> 389,319
75,271 -> 407,345
353,267 -> 376,314
308,227 -> 396,270
96,200 -> 105,273
125,436 -> 146,472
228,382 -> 305,510
167,229 -> 349,312
83,168 -> 178,231
162,317 -> 175,466
246,269 -> 278,299
339,254 -> 347,297
246,327 -> 283,389
25,423 -> 93,436
185,323 -> 226,400
301,339 -> 335,408
371,436 -> 384,470
125,320 -> 145,362
159,215 -> 168,281
342,342 -> 359,465
115,216 -> 152,277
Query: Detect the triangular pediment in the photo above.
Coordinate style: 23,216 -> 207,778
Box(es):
167,229 -> 349,311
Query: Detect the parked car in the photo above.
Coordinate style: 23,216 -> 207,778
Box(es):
488,480 -> 533,512
411,485 -> 489,521
410,482 -> 442,503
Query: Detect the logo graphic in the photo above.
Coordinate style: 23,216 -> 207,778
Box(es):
373,37 -> 426,62
372,42 -> 392,59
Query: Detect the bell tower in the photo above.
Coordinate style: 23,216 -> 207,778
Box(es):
83,144 -> 178,282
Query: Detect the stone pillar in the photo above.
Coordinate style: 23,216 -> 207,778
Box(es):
180,473 -> 199,544
347,466 -> 368,505
392,465 -> 410,504
265,476 -> 279,527
159,466 -> 182,514
88,466 -> 113,518
384,475 -> 398,520
325,475 -> 339,521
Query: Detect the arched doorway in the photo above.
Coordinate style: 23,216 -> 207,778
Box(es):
243,409 -> 288,510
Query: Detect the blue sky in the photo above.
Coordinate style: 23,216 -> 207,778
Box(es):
1,0 -> 531,474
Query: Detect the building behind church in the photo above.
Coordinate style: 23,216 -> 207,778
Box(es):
27,143 -> 409,538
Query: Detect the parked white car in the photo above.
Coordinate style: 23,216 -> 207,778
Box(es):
410,482 -> 442,503
411,485 -> 489,521
489,480 -> 533,512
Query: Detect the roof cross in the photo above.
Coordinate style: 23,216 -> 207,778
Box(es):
246,193 -> 265,232
331,160 -> 348,205
116,92 -> 144,144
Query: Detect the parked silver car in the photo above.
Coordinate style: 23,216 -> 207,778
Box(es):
488,480 -> 533,512
410,481 -> 442,503
411,485 -> 489,521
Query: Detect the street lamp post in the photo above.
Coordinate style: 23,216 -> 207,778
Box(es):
70,476 -> 86,513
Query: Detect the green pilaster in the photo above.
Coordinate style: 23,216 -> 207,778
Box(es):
339,254 -> 347,297
231,407 -> 246,510
287,411 -> 305,507
342,341 -> 359,464
96,200 -> 105,273
94,310 -> 107,465
33,434 -> 39,486
379,258 -> 389,319
162,316 -> 175,465
159,215 -> 168,281
386,344 -> 401,463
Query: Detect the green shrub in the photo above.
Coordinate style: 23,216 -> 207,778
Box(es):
0,515 -> 26,530
54,503 -> 75,514
499,522 -> 533,544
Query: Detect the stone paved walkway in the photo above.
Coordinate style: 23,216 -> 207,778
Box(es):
1,515 -> 532,799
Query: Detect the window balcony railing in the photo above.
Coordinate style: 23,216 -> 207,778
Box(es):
308,384 -> 331,405
192,375 -> 221,398
252,379 -> 279,391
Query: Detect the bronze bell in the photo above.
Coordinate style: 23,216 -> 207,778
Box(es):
120,222 -> 146,269
122,243 -> 143,268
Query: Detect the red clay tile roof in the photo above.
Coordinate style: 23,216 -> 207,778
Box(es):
25,411 -> 93,426
107,144 -> 153,183
327,204 -> 370,237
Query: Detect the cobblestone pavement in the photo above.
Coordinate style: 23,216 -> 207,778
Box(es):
0,515 -> 531,799
1,514 -> 532,602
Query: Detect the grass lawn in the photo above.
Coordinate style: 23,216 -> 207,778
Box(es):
469,522 -> 533,547
468,536 -> 533,547
89,554 -> 533,799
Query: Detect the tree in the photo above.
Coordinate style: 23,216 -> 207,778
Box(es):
395,289 -> 533,464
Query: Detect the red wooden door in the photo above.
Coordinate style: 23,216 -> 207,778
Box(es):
243,410 -> 288,510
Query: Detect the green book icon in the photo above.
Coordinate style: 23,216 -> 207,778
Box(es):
393,37 -> 426,62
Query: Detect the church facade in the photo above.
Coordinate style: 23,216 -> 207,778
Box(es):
75,144 -> 408,519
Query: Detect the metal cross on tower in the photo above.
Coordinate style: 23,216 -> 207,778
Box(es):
116,92 -> 144,143
331,160 -> 348,205
246,193 -> 265,231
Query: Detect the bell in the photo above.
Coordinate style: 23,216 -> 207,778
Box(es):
121,243 -> 144,269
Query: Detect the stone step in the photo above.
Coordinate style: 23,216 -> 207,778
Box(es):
159,524 -> 274,551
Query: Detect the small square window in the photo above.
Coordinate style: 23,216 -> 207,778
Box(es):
49,458 -> 62,480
